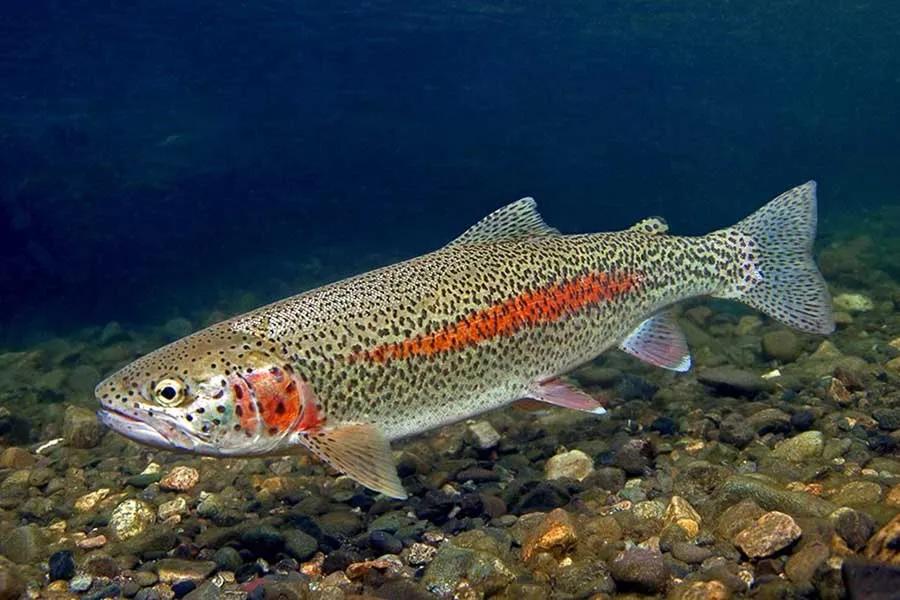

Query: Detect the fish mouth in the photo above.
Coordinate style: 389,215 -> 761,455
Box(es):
97,407 -> 201,451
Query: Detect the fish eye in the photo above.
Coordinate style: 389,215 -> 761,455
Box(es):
153,378 -> 184,406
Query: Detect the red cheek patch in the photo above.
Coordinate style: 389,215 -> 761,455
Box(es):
242,367 -> 301,433
230,368 -> 323,436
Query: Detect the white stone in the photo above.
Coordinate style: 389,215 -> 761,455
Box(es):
467,420 -> 500,449
544,449 -> 594,481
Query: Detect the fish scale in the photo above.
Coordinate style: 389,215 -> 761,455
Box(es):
96,182 -> 833,498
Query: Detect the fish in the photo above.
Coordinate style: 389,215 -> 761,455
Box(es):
96,181 -> 834,498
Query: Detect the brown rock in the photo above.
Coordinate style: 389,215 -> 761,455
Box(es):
716,499 -> 766,540
785,540 -> 829,583
865,512 -> 900,565
733,511 -> 802,558
676,580 -> 731,600
0,447 -> 35,469
521,508 -> 577,561
159,465 -> 200,492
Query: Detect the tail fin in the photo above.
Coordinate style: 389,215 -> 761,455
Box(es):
721,181 -> 834,335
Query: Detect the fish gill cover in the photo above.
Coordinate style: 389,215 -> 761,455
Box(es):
0,1 -> 900,598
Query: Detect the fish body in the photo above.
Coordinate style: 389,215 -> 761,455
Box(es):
97,182 -> 833,497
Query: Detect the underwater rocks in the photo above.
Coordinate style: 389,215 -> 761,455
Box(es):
761,329 -> 801,362
159,465 -> 200,491
697,366 -> 772,396
63,405 -> 103,448
544,448 -> 594,481
109,498 -> 156,541
733,511 -> 802,557
5,289 -> 900,600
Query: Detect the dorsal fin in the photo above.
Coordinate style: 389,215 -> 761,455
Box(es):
627,217 -> 669,235
446,197 -> 560,247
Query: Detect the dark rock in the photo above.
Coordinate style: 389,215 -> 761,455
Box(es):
369,530 -> 403,555
85,553 -> 119,578
126,473 -> 162,488
374,579 -> 436,600
719,414 -> 755,448
240,526 -> 285,559
284,530 -> 318,562
650,416 -> 678,436
171,581 -> 196,598
747,408 -> 792,435
458,493 -> 484,518
322,547 -> 362,573
83,584 -> 121,600
698,366 -> 771,396
212,546 -> 242,572
613,438 -> 653,475
48,549 -> 76,580
869,433 -> 898,454
455,467 -> 499,483
512,481 -> 571,513
842,557 -> 900,600
480,494 -> 507,519
318,510 -> 363,537
791,410 -> 816,431
235,561 -> 264,583
616,374 -> 658,401
121,581 -> 140,597
415,490 -> 456,523
831,507 -> 876,551
873,409 -> 900,431
590,467 -> 626,492
670,542 -> 713,564
608,547 -> 668,593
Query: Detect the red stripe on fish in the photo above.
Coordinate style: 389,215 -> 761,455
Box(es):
356,270 -> 642,364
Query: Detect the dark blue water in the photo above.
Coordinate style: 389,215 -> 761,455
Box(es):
2,1 -> 899,344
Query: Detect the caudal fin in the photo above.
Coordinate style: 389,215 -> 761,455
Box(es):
723,181 -> 834,335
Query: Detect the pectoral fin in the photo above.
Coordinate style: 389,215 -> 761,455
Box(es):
619,312 -> 692,372
300,423 -> 407,499
526,378 -> 607,414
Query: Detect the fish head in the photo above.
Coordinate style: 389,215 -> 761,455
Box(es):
95,323 -> 320,456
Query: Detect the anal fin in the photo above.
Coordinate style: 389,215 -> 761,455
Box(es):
619,312 -> 692,372
527,378 -> 607,415
300,423 -> 407,499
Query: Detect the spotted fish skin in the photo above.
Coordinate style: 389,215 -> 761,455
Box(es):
96,182 -> 833,498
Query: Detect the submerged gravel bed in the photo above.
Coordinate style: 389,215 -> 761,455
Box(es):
2,234 -> 900,599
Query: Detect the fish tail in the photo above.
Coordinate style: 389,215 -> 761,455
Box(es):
714,181 -> 835,335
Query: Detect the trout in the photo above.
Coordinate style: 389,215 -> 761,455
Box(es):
96,182 -> 833,498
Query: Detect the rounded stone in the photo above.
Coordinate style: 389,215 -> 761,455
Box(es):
48,550 -> 76,581
608,548 -> 668,593
159,466 -> 200,492
544,449 -> 594,481
762,330 -> 801,363
369,530 -> 404,555
63,406 -> 103,449
770,431 -> 824,461
109,499 -> 156,541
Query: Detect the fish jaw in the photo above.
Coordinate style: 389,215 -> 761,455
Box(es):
97,405 -> 195,451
